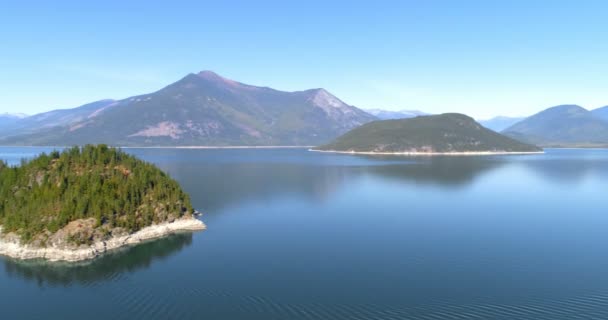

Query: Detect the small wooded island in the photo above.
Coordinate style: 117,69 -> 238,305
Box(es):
0,145 -> 205,262
313,113 -> 543,155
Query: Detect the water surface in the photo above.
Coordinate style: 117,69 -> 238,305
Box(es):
1,147 -> 608,319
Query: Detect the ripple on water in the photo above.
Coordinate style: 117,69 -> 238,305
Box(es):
102,286 -> 608,319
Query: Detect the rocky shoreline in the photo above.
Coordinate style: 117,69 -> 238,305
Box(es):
0,217 -> 206,262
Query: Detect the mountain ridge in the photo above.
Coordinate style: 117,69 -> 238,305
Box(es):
592,106 -> 608,122
0,71 -> 376,146
502,105 -> 608,147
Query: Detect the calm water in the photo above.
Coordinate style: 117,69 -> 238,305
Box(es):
1,147 -> 608,319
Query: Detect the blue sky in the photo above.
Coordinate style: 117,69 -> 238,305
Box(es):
1,0 -> 607,119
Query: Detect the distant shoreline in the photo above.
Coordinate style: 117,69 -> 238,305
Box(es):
543,147 -> 608,150
309,149 -> 545,156
120,146 -> 313,149
3,145 -> 608,151
0,217 -> 206,262
0,145 -> 313,149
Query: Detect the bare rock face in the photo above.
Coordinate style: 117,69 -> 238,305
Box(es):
0,217 -> 206,262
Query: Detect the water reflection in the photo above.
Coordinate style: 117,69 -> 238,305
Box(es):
172,164 -> 359,211
519,157 -> 608,182
162,158 -> 509,212
363,156 -> 506,186
2,233 -> 192,287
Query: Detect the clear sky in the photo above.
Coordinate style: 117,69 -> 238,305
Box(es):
1,0 -> 608,119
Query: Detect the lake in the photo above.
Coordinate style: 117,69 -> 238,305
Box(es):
1,147 -> 608,319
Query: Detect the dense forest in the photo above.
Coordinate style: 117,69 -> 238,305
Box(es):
0,145 -> 194,242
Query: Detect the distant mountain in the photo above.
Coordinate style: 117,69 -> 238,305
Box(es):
478,116 -> 525,132
0,100 -> 117,137
592,106 -> 608,122
365,109 -> 429,120
0,71 -> 376,146
315,113 -> 541,153
503,105 -> 608,147
0,113 -> 28,118
0,113 -> 28,128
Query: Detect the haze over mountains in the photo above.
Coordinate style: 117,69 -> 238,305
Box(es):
0,71 -> 375,146
0,100 -> 117,137
503,105 -> 608,147
592,106 -> 608,121
0,113 -> 27,128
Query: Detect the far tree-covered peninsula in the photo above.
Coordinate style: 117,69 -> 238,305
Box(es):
314,113 -> 542,154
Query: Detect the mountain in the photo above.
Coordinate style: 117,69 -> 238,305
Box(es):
365,109 -> 429,120
0,113 -> 28,128
502,105 -> 608,147
592,106 -> 608,122
315,113 -> 541,153
0,100 -> 116,137
1,71 -> 376,146
478,116 -> 525,132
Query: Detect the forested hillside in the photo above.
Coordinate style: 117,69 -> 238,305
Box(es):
0,145 -> 193,243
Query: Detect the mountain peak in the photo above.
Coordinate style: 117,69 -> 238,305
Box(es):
197,70 -> 222,78
194,70 -> 244,88
546,104 -> 587,114
308,88 -> 348,109
0,71 -> 376,146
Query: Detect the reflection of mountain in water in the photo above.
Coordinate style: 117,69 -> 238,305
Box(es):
130,149 -> 608,215
518,157 -> 608,183
161,157 -> 508,213
361,156 -> 505,187
170,163 -> 358,212
2,233 -> 192,287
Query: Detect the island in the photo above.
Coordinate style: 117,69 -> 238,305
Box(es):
0,145 -> 205,262
313,113 -> 543,155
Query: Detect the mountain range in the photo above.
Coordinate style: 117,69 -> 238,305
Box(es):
3,72 -> 608,148
503,105 -> 608,147
0,100 -> 116,137
0,71 -> 376,146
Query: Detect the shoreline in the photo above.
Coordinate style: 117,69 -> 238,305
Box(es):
0,217 -> 206,262
2,145 -> 608,150
309,149 -> 545,156
0,145 -> 313,149
120,146 -> 313,149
